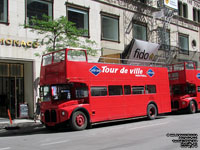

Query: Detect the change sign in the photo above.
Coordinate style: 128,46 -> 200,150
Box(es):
164,0 -> 178,10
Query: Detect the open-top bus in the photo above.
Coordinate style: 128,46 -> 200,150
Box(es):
168,62 -> 200,113
39,48 -> 171,130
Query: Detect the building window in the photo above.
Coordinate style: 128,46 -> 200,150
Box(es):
0,0 -> 8,23
179,34 -> 189,55
133,22 -> 147,41
101,13 -> 119,42
178,1 -> 182,16
26,0 -> 53,25
135,0 -> 147,4
158,28 -> 170,51
139,0 -> 147,3
193,8 -> 197,22
198,10 -> 200,23
183,3 -> 188,18
0,63 -> 23,77
193,8 -> 200,23
67,5 -> 89,36
178,2 -> 188,18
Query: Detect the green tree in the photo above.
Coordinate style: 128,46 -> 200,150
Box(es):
24,15 -> 97,56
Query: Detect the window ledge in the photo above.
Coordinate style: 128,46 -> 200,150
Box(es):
0,22 -> 10,25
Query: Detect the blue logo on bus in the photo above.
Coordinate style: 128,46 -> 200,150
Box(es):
197,73 -> 200,79
90,66 -> 101,76
147,69 -> 155,77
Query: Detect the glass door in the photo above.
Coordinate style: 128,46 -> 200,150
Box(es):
0,63 -> 24,118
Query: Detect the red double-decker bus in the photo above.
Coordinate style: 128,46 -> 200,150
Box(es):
168,62 -> 200,113
39,48 -> 171,130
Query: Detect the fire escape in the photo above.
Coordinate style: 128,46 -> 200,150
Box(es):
123,0 -> 179,64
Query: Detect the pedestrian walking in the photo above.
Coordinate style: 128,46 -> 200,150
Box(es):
34,98 -> 41,123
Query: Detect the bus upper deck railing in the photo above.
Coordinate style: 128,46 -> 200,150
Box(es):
42,49 -> 196,71
167,62 -> 196,72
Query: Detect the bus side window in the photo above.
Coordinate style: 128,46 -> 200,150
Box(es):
132,86 -> 144,94
67,50 -> 87,62
43,54 -> 52,66
145,85 -> 156,94
53,51 -> 65,63
198,86 -> 200,92
91,86 -> 107,96
124,85 -> 131,95
108,85 -> 123,96
76,87 -> 88,98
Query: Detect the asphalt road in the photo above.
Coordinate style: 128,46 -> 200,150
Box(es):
0,112 -> 199,150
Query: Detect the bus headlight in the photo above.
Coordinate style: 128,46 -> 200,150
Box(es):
61,111 -> 66,116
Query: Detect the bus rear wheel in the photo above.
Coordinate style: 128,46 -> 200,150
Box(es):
188,101 -> 196,114
147,104 -> 157,120
70,111 -> 88,131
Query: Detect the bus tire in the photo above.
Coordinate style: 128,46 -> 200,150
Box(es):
147,104 -> 157,120
188,101 -> 196,114
70,111 -> 88,131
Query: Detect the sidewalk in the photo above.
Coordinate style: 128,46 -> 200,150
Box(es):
0,118 -> 41,130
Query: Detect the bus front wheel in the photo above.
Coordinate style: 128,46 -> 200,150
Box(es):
188,101 -> 196,114
70,111 -> 88,131
147,104 -> 157,120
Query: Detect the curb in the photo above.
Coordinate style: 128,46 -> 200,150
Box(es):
0,120 -> 41,130
0,123 -> 10,130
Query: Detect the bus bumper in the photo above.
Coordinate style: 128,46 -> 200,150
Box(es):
41,109 -> 69,127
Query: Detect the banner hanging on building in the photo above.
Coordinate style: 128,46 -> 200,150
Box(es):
127,39 -> 160,64
164,0 -> 178,10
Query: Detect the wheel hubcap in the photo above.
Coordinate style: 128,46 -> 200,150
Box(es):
150,107 -> 155,117
76,114 -> 85,127
191,103 -> 196,112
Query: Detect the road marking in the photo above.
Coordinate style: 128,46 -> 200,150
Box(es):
40,140 -> 69,146
0,147 -> 11,150
128,122 -> 169,130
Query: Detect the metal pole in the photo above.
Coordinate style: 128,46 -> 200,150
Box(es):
15,76 -> 17,118
163,3 -> 167,59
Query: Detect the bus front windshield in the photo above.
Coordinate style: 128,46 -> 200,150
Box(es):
40,86 -> 51,102
40,83 -> 89,102
51,84 -> 71,101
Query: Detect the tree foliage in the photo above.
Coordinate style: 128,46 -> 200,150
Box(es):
24,15 -> 97,56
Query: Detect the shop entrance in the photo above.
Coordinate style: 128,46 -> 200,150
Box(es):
0,63 -> 24,118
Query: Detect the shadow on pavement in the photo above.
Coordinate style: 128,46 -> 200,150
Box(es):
165,110 -> 200,116
0,115 -> 167,137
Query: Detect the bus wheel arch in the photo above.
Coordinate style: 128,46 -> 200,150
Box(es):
188,100 -> 197,114
70,108 -> 91,130
147,102 -> 158,120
